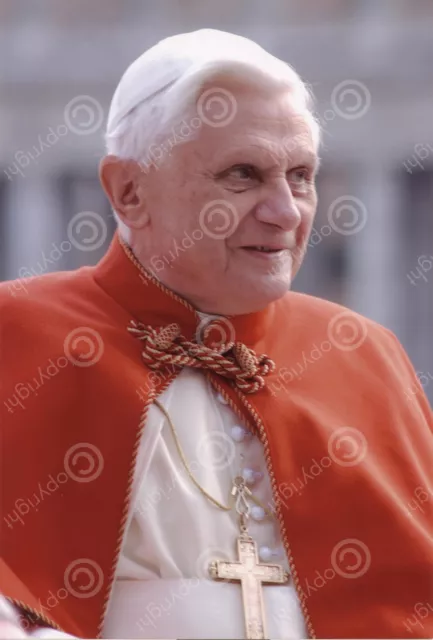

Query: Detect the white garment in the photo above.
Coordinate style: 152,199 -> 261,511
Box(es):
102,369 -> 307,639
31,630 -> 74,639
0,596 -> 74,640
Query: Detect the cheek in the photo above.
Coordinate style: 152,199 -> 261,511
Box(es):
154,195 -> 196,238
294,204 -> 316,259
191,237 -> 228,262
221,195 -> 261,238
302,211 -> 316,236
192,193 -> 250,244
171,231 -> 228,276
299,198 -> 317,231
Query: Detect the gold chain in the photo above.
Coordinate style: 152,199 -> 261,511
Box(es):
153,398 -> 274,517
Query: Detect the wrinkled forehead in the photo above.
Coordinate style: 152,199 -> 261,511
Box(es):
191,84 -> 318,162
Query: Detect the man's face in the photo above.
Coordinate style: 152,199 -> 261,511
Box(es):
132,82 -> 318,315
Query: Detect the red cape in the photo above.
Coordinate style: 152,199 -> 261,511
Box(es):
1,232 -> 432,638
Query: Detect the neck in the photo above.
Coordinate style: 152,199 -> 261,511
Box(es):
93,231 -> 277,348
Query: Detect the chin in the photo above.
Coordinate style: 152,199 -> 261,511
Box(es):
265,276 -> 293,300
234,274 -> 292,314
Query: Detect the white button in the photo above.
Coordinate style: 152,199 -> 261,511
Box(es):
241,468 -> 263,485
242,468 -> 255,484
231,425 -> 246,442
259,546 -> 281,562
251,506 -> 266,521
259,546 -> 275,562
216,392 -> 229,405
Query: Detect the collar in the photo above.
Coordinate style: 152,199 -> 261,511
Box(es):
92,231 -> 276,349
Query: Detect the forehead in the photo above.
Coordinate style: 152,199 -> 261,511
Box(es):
192,84 -> 317,162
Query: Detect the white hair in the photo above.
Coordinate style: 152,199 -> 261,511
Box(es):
104,29 -> 320,235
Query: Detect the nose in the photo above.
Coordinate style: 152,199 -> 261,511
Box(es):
254,182 -> 302,231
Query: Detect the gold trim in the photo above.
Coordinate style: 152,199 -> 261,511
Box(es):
99,237 -> 196,636
119,236 -> 198,314
96,376 -> 177,638
206,374 -> 317,640
98,236 -> 194,636
6,597 -> 62,633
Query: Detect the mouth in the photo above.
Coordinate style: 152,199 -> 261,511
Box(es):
240,245 -> 291,258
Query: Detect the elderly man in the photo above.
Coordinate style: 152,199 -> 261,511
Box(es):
1,28 -> 432,640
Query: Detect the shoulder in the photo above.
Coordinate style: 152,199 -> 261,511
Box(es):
0,266 -> 96,333
275,291 -> 432,426
0,266 -> 89,305
0,266 -> 121,420
0,267 -> 104,378
273,289 -> 416,386
276,289 -> 398,351
1,270 -> 81,353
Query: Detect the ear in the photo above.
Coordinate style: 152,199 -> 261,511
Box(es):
99,155 -> 149,230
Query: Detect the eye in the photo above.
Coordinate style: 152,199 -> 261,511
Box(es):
287,167 -> 313,193
228,164 -> 259,180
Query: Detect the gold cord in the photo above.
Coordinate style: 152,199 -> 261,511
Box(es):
154,398 -> 232,511
153,398 -> 274,517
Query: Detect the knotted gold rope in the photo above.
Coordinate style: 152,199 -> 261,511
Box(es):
127,321 -> 275,394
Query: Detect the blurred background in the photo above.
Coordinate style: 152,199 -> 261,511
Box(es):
0,0 -> 432,403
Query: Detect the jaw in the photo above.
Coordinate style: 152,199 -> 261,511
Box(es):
165,249 -> 294,315
226,266 -> 294,313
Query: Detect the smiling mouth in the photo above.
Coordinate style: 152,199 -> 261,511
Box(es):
241,246 -> 290,255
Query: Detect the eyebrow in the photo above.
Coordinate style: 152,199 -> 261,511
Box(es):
216,145 -> 321,173
297,150 -> 321,172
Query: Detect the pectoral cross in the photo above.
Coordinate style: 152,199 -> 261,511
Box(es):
209,477 -> 289,640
